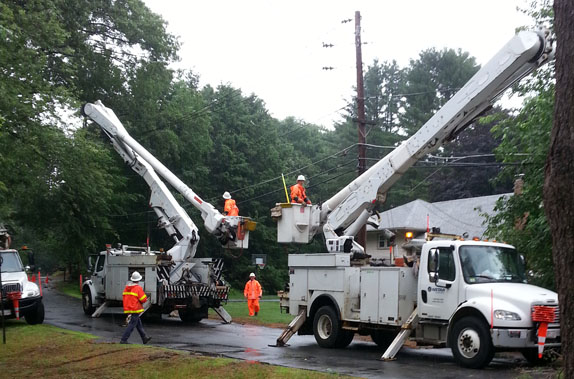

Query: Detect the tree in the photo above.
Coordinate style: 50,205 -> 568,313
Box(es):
544,0 -> 574,375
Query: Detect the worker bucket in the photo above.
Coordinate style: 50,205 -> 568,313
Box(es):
7,291 -> 21,320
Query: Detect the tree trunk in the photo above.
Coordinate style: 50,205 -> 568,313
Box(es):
544,1 -> 574,376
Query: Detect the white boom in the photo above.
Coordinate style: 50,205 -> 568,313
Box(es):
275,29 -> 554,254
83,102 -> 254,283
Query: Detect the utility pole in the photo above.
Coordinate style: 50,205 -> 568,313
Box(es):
355,10 -> 367,250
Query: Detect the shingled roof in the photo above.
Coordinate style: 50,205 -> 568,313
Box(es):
368,193 -> 512,239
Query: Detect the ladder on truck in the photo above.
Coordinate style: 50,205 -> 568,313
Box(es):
381,308 -> 419,361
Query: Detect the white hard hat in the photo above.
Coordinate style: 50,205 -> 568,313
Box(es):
297,175 -> 306,181
250,272 -> 255,277
223,191 -> 231,199
130,271 -> 142,282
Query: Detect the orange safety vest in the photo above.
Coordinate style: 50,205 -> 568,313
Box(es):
224,199 -> 239,216
244,279 -> 262,300
290,183 -> 310,204
122,283 -> 148,314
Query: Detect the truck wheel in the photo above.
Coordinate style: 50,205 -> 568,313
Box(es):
82,288 -> 95,316
25,301 -> 44,325
313,305 -> 346,348
450,316 -> 494,369
371,330 -> 397,350
179,305 -> 208,323
335,330 -> 355,348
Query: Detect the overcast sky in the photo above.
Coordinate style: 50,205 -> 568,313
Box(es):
143,0 -> 532,128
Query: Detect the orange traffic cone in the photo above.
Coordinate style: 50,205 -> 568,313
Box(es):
7,292 -> 21,320
45,274 -> 49,284
537,322 -> 548,358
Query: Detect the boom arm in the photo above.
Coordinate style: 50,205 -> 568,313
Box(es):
276,29 -> 554,254
83,102 -> 253,282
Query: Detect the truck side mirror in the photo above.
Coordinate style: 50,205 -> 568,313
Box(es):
87,256 -> 94,271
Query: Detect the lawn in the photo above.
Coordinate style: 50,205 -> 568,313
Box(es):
0,322 -> 347,379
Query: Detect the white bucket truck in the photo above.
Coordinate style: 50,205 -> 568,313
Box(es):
273,29 -> 559,368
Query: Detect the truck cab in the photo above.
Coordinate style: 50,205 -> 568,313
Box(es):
0,249 -> 45,324
417,240 -> 560,367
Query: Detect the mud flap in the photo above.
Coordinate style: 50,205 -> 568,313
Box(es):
272,308 -> 307,347
212,306 -> 232,324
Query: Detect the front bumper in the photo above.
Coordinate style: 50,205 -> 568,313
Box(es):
491,326 -> 561,348
0,295 -> 42,318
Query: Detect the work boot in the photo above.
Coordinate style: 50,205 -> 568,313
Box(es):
120,340 -> 129,344
143,336 -> 152,344
255,312 -> 258,316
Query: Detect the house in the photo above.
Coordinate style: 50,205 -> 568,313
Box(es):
365,193 -> 511,262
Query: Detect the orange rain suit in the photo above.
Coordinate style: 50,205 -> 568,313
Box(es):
290,183 -> 311,205
244,278 -> 262,316
224,199 -> 239,216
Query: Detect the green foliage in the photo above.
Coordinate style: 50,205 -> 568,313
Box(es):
484,85 -> 555,289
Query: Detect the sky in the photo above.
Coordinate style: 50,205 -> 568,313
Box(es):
143,0 -> 533,128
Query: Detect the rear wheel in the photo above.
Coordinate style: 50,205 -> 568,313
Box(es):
313,305 -> 351,348
179,305 -> 208,323
82,288 -> 95,316
25,301 -> 44,325
449,316 -> 494,369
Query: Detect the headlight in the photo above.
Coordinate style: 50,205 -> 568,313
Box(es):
494,309 -> 521,321
23,283 -> 40,298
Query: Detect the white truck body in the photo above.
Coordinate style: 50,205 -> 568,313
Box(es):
274,29 -> 559,368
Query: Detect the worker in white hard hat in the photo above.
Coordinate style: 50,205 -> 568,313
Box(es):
120,271 -> 151,344
222,191 -> 239,216
243,272 -> 262,316
290,175 -> 311,205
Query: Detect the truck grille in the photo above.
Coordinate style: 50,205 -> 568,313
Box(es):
161,284 -> 214,299
1,283 -> 21,298
531,304 -> 560,324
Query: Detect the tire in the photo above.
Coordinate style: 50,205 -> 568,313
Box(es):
25,301 -> 44,325
313,305 -> 350,348
371,330 -> 397,350
449,316 -> 494,369
335,329 -> 355,348
179,305 -> 208,323
82,288 -> 95,316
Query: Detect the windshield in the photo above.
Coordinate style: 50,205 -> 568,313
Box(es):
0,251 -> 24,273
459,245 -> 526,284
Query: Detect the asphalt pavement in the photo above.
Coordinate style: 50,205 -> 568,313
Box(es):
42,284 -> 547,378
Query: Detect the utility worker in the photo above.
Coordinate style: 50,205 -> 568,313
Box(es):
223,191 -> 239,216
120,271 -> 152,344
290,175 -> 311,205
243,272 -> 262,316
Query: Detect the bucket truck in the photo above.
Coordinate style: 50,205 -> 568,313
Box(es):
273,29 -> 560,368
81,101 -> 256,323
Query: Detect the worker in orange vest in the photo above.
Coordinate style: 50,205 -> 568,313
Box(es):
120,271 -> 152,344
223,191 -> 239,216
290,175 -> 311,205
244,272 -> 262,316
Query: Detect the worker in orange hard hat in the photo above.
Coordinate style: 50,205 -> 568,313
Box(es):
244,272 -> 262,316
290,175 -> 311,205
222,191 -> 239,216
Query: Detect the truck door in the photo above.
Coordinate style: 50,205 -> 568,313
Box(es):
92,255 -> 106,295
418,246 -> 460,320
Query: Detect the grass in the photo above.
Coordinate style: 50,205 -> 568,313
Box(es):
0,322 -> 346,379
211,299 -> 294,327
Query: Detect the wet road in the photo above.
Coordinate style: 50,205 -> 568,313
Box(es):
43,286 -> 538,378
